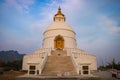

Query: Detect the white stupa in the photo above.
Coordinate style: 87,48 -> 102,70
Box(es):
43,7 -> 76,49
22,7 -> 97,76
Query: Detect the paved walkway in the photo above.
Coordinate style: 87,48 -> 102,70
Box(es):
16,71 -> 120,80
17,74 -> 99,80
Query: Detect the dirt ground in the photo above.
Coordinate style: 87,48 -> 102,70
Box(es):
0,71 -> 119,80
93,71 -> 120,80
0,71 -> 26,80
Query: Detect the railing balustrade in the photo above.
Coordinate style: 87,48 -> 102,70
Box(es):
39,48 -> 52,74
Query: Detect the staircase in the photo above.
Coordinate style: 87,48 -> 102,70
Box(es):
42,49 -> 77,76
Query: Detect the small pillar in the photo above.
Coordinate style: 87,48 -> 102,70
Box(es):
35,70 -> 37,75
39,69 -> 41,75
27,65 -> 30,75
88,65 -> 90,75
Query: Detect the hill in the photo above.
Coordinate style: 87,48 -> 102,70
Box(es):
0,50 -> 25,62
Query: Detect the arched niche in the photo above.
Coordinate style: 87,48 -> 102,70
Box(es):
54,35 -> 64,49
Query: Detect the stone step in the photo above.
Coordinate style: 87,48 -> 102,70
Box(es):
42,50 -> 77,76
51,50 -> 67,56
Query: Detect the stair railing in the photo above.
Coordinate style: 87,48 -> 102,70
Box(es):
69,49 -> 79,74
39,51 -> 48,74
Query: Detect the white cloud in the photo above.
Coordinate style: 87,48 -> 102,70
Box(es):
4,0 -> 34,13
100,16 -> 120,36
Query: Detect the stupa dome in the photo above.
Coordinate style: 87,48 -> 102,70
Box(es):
44,22 -> 75,33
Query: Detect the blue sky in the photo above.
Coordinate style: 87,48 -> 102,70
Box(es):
0,0 -> 120,66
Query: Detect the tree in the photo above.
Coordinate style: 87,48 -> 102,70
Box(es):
98,59 -> 120,70
4,60 -> 22,71
106,59 -> 120,70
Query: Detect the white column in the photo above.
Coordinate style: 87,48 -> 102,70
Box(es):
81,66 -> 83,75
35,65 -> 37,75
77,68 -> 79,75
39,69 -> 41,75
27,65 -> 29,75
88,65 -> 90,75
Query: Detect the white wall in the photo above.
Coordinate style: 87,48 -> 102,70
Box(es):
43,29 -> 77,49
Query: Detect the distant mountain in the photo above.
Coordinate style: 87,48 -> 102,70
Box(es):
0,50 -> 25,62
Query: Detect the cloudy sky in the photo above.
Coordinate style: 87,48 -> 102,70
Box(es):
0,0 -> 120,66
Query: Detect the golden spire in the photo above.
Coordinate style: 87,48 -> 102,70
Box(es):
54,6 -> 65,22
55,6 -> 64,16
57,6 -> 61,15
